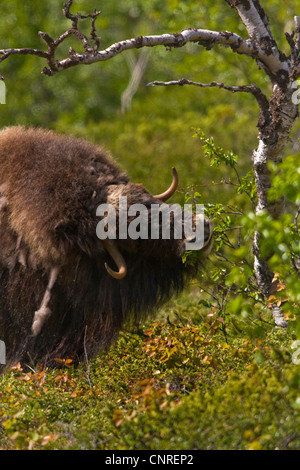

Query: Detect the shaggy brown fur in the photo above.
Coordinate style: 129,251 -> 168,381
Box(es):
0,126 -> 212,368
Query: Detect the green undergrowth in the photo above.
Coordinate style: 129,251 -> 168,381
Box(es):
0,297 -> 299,450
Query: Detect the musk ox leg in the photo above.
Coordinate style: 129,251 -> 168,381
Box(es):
32,266 -> 60,336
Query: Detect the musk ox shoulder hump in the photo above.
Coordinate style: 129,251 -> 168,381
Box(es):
0,125 -> 129,266
0,125 -> 126,179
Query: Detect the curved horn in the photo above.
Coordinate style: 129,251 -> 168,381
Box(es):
102,239 -> 127,280
154,167 -> 178,202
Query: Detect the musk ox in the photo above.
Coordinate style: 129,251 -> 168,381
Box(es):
0,126 -> 213,368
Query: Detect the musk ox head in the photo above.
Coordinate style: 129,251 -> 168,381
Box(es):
0,126 -> 213,368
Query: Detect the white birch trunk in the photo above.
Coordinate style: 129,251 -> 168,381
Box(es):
252,83 -> 298,325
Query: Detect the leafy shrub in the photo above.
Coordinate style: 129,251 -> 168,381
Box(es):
184,131 -> 299,340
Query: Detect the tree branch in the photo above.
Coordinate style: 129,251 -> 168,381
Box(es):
63,0 -> 101,50
295,16 -> 300,54
0,47 -> 48,62
285,16 -> 300,80
0,0 -> 293,87
226,0 -> 277,45
148,78 -> 270,127
226,0 -> 289,84
0,21 -> 288,80
48,28 -> 261,75
0,0 -> 101,76
0,0 -> 297,85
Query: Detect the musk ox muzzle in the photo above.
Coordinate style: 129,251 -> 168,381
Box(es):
0,126 -> 213,368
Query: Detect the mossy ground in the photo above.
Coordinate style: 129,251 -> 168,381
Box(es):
0,292 -> 299,450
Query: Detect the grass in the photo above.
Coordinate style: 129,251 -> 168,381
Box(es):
0,292 -> 299,450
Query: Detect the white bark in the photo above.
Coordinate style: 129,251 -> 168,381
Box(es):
49,28 -> 288,78
0,27 -> 287,77
252,82 -> 298,326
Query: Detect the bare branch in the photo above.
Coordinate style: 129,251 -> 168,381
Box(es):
148,77 -> 260,96
0,0 -> 291,88
63,0 -> 79,28
0,0 -> 101,75
0,0 -> 289,92
286,16 -> 300,80
295,16 -> 300,53
148,78 -> 270,126
63,0 -> 101,45
226,0 -> 277,48
226,0 -> 289,83
0,22 -> 287,79
0,47 -> 48,62
50,28 -> 288,76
